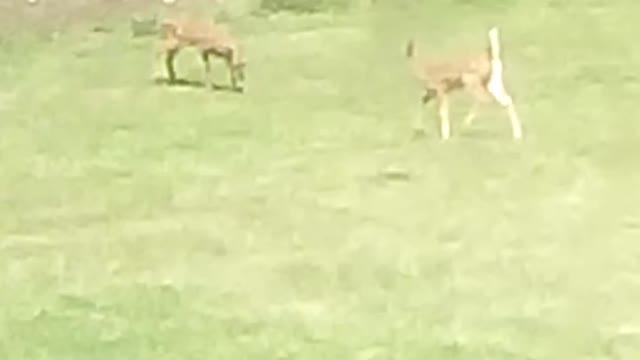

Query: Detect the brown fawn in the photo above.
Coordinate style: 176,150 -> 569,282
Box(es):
157,16 -> 246,92
406,27 -> 522,140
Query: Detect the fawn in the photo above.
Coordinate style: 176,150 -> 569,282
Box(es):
157,16 -> 246,92
406,27 -> 522,140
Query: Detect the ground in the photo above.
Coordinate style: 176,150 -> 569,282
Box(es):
1,1 -> 640,359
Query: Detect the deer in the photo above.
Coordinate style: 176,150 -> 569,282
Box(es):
156,16 -> 246,92
406,27 -> 523,140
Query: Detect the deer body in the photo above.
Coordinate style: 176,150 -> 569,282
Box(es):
158,17 -> 246,92
407,27 -> 522,140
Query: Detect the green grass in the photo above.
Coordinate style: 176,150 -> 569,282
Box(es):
2,1 -> 640,359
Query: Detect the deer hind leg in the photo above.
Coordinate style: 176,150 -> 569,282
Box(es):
223,55 -> 239,91
487,60 -> 523,140
464,100 -> 480,126
463,76 -> 492,126
201,51 -> 214,89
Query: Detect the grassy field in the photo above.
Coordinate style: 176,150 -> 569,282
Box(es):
2,1 -> 640,359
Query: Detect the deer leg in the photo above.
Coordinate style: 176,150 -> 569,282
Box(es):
413,92 -> 430,137
413,101 -> 426,138
224,57 -> 239,91
413,90 -> 434,136
201,51 -> 214,89
437,94 -> 451,140
464,90 -> 492,127
230,71 -> 238,91
505,103 -> 523,140
165,47 -> 179,84
462,76 -> 492,127
464,99 -> 480,126
488,86 -> 522,140
487,59 -> 523,140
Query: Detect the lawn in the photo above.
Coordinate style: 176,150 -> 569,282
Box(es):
1,1 -> 640,359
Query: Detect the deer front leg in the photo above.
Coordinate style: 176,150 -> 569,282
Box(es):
226,60 -> 239,91
437,94 -> 451,140
165,47 -> 179,84
230,70 -> 238,91
413,89 -> 437,138
413,100 -> 426,138
160,37 -> 181,84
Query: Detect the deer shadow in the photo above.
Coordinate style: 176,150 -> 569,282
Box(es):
153,77 -> 244,93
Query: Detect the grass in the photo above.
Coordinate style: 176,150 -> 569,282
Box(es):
1,1 -> 640,359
